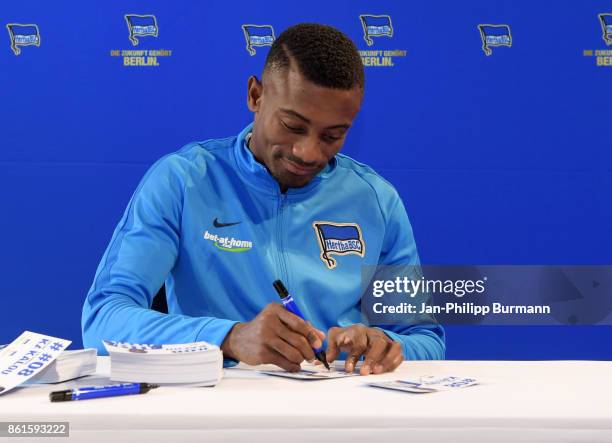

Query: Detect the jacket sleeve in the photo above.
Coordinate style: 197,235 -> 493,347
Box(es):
373,190 -> 446,360
81,155 -> 238,358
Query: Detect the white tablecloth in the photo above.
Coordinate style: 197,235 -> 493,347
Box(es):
1,358 -> 611,442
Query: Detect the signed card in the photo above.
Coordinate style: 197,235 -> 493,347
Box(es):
258,368 -> 358,380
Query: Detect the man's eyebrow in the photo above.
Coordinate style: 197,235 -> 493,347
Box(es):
279,108 -> 351,130
280,108 -> 311,124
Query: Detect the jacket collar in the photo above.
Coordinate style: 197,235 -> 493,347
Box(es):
232,122 -> 336,197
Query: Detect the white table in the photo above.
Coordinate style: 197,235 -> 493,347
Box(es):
1,358 -> 611,442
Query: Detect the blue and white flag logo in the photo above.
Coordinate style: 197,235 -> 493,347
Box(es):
599,13 -> 612,45
125,14 -> 158,46
359,15 -> 393,46
313,222 -> 365,269
477,24 -> 512,56
6,23 -> 40,56
241,24 -> 275,55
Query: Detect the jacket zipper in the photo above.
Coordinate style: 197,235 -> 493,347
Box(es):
276,191 -> 289,285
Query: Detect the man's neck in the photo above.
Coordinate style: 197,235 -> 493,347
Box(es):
246,132 -> 288,193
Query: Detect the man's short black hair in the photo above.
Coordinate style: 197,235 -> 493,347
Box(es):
263,23 -> 365,90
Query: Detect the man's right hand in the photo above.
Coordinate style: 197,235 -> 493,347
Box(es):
220,303 -> 325,372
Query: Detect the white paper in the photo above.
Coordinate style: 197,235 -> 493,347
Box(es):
368,380 -> 437,393
0,331 -> 71,395
369,375 -> 479,393
259,368 -> 358,380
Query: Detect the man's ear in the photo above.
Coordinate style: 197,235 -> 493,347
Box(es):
247,75 -> 263,112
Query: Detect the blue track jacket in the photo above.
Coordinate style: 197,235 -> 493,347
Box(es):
82,123 -> 445,363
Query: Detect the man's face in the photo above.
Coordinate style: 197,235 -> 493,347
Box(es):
247,64 -> 363,191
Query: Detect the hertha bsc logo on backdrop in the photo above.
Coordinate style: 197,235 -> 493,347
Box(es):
359,15 -> 393,46
357,14 -> 406,67
582,13 -> 612,66
241,24 -> 275,55
477,24 -> 512,56
599,14 -> 612,45
125,14 -> 158,46
110,14 -> 171,67
478,25 -> 512,56
313,222 -> 365,270
6,23 -> 40,56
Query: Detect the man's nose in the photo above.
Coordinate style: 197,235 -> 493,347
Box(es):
292,137 -> 321,165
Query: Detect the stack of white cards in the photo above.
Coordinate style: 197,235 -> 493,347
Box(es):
28,349 -> 97,384
0,331 -> 73,395
103,340 -> 223,386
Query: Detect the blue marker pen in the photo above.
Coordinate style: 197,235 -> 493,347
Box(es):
49,383 -> 158,402
273,279 -> 330,370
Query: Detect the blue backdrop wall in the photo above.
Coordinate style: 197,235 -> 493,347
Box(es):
1,0 -> 611,359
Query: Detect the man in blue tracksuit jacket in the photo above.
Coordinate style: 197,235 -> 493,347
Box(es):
82,23 -> 444,375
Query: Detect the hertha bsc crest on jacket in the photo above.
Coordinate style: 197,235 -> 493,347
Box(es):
313,222 -> 365,269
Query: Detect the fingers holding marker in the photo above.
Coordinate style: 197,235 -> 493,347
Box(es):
267,349 -> 301,373
272,280 -> 325,350
268,336 -> 304,366
270,281 -> 331,372
279,329 -> 316,362
307,321 -> 326,343
275,301 -> 324,349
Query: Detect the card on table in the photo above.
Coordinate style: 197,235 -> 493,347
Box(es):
258,368 -> 358,380
369,376 -> 479,393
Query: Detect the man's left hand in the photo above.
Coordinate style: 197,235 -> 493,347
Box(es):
325,325 -> 404,375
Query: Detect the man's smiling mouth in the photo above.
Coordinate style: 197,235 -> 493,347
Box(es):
282,158 -> 319,176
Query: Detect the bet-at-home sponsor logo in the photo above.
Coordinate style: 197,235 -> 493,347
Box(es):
358,14 -> 406,67
583,13 -> 612,67
108,14 -> 172,67
204,231 -> 253,252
